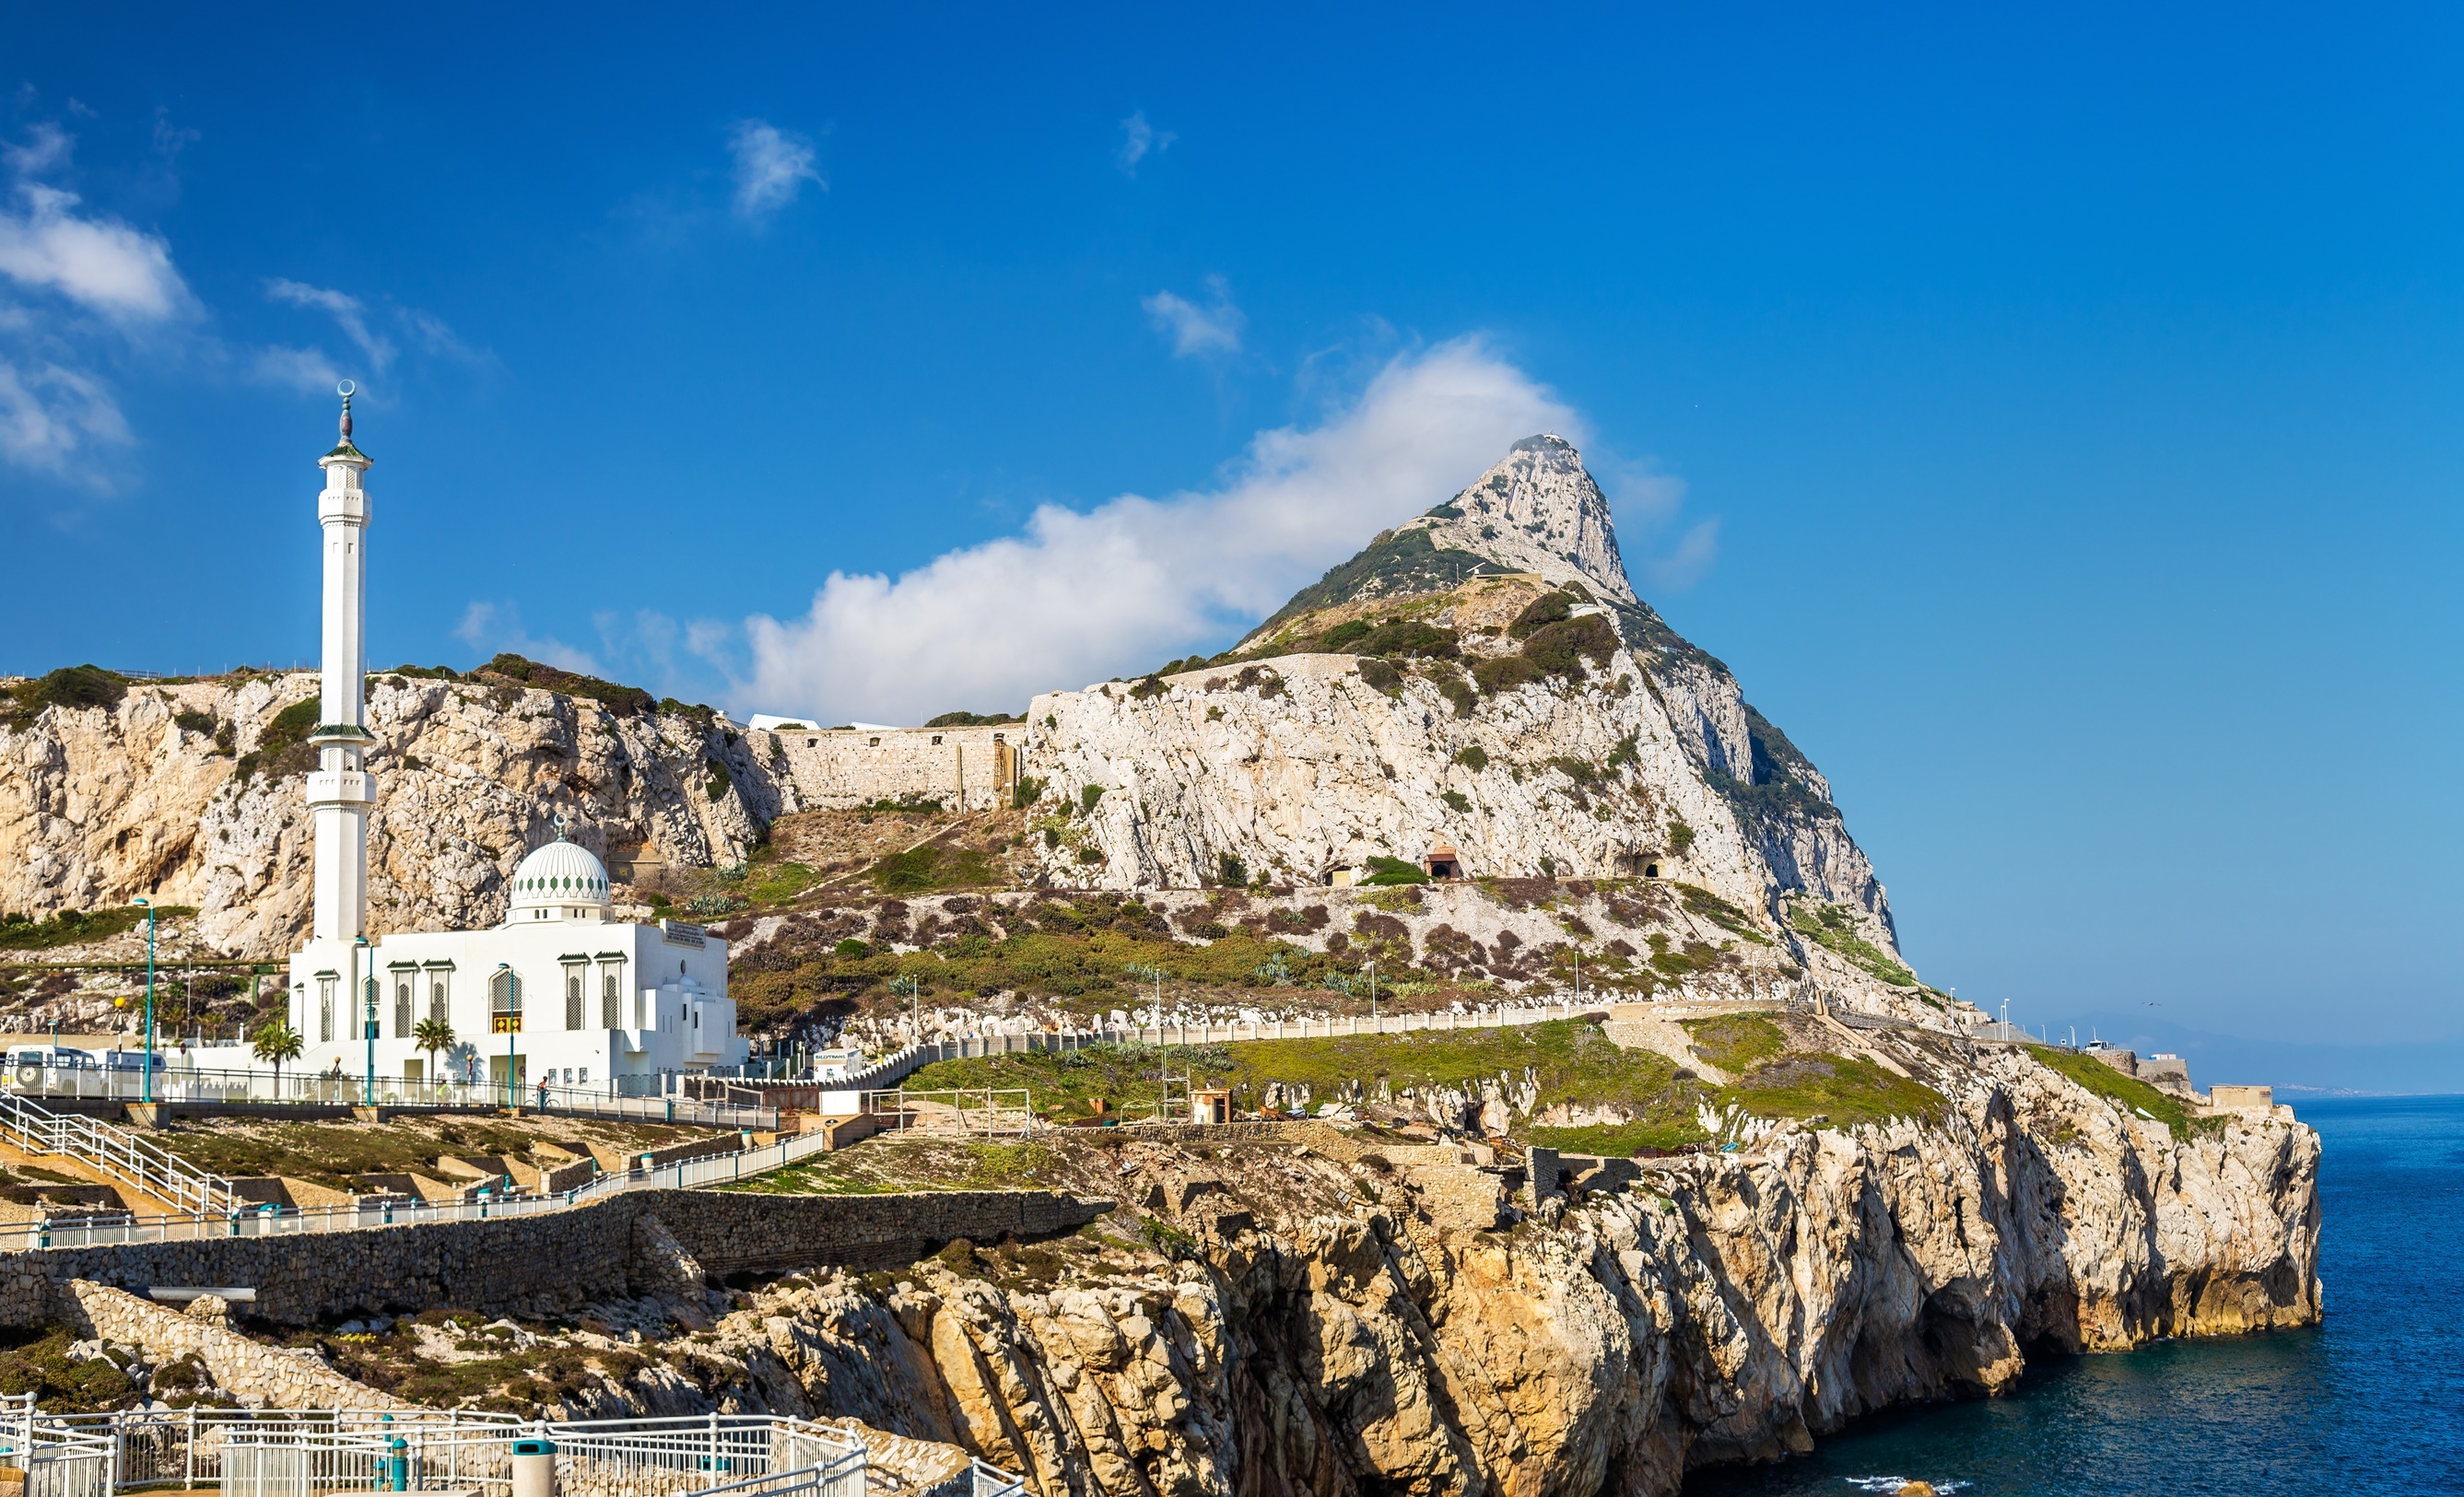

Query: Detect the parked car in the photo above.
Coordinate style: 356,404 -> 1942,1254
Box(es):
6,1046 -> 96,1070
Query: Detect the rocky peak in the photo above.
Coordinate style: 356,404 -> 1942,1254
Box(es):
1413,434 -> 1637,604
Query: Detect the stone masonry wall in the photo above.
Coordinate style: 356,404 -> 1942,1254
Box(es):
60,1280 -> 416,1409
770,727 -> 1019,813
0,1189 -> 1107,1327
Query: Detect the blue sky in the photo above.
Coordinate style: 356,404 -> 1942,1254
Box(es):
2,4 -> 2458,1073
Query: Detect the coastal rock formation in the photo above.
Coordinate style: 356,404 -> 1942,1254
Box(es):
710,1071 -> 2316,1497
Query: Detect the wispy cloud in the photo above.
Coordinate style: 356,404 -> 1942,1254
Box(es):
738,339 -> 1574,725
1602,458 -> 1720,592
1117,111 -> 1174,175
1142,275 -> 1244,358
0,123 -> 194,489
264,278 -> 395,373
455,601 -> 604,676
0,181 -> 191,322
0,358 -> 132,481
729,120 -> 824,222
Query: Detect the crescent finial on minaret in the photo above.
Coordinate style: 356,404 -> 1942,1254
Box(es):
337,380 -> 356,443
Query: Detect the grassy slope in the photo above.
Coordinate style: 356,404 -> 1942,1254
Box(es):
2027,1045 -> 2223,1140
155,1117 -> 724,1191
901,1018 -> 1945,1154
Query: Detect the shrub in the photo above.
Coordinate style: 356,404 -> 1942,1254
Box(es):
1320,619 -> 1374,651
1356,658 -> 1402,695
1442,790 -> 1471,813
390,663 -> 460,680
6,665 -> 128,728
1074,848 -> 1105,865
173,708 -> 217,736
1431,669 -> 1479,718
1010,775 -> 1046,810
1519,614 -> 1617,678
1473,655 -> 1543,696
1217,854 -> 1249,888
1362,855 -> 1429,886
1508,591 -> 1575,639
1453,744 -> 1488,771
235,698 -> 322,781
480,653 -> 654,715
703,760 -> 733,801
1352,620 -> 1458,660
1667,818 -> 1695,853
1128,675 -> 1167,700
924,710 -> 1024,727
833,939 -> 870,958
1079,785 -> 1105,814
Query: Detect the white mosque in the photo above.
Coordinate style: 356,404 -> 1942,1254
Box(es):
281,388 -> 746,1094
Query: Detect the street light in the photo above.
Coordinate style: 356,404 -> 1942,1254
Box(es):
133,897 -> 155,1103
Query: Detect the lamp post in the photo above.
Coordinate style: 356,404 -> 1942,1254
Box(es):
358,935 -> 376,1105
1367,960 -> 1377,1029
134,897 -> 155,1103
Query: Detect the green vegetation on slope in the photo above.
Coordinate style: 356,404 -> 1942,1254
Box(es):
478,653 -> 655,716
5,666 -> 129,729
900,1017 -> 1946,1146
2027,1045 -> 2224,1141
0,906 -> 198,953
1790,902 -> 1916,987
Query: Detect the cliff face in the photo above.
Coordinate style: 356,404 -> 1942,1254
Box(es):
1028,436 -> 1899,977
580,1057 -> 2319,1497
0,672 -> 777,953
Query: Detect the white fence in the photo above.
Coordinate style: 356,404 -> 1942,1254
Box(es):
9,1408 -> 926,1497
3,1066 -> 776,1130
0,1089 -> 237,1214
0,1119 -> 842,1253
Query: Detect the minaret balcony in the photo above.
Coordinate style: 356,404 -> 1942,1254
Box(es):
305,769 -> 376,809
317,490 -> 370,524
307,723 -> 376,748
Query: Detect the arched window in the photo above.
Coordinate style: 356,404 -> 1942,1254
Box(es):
394,981 -> 412,1038
318,976 -> 335,1043
565,974 -> 584,1031
429,977 -> 448,1023
601,963 -> 623,1029
489,969 -> 522,1034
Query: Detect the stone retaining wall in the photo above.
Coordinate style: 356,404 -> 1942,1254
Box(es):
0,1188 -> 1109,1327
60,1281 -> 415,1409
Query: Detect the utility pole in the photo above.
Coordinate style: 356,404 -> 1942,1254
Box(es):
135,897 -> 155,1103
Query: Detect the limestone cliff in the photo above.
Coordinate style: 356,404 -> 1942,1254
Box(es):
443,1050 -> 2315,1497
1028,436 -> 1902,987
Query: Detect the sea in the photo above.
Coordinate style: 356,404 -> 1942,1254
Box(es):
1683,1094 -> 2464,1496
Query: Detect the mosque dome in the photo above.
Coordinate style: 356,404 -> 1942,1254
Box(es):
507,836 -> 614,922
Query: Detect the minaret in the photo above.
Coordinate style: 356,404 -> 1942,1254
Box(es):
306,382 -> 377,942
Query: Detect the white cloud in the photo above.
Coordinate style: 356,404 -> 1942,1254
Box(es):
454,601 -> 604,676
1142,275 -> 1244,357
1602,458 -> 1719,592
739,339 -> 1575,726
3,123 -> 72,179
264,278 -> 396,374
729,120 -> 824,221
0,357 -> 132,479
0,182 -> 190,322
251,344 -> 346,392
1117,111 -> 1174,174
1642,519 -> 1719,591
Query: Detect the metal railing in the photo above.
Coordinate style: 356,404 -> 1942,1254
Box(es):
0,1124 -> 842,1252
3,1067 -> 776,1130
0,1090 -> 236,1214
9,1409 -> 920,1497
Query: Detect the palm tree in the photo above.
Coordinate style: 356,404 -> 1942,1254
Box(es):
251,1019 -> 304,1097
413,1017 -> 455,1094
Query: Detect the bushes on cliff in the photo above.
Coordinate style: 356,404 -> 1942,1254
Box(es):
6,665 -> 129,729
479,653 -> 655,716
234,698 -> 322,781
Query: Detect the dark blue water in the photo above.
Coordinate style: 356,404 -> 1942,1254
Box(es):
1684,1095 -> 2464,1496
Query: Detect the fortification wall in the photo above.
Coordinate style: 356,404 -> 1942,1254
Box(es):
0,1188 -> 1106,1327
768,727 -> 1021,813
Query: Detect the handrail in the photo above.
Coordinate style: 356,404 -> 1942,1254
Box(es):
0,1121 -> 840,1252
0,1089 -> 236,1214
